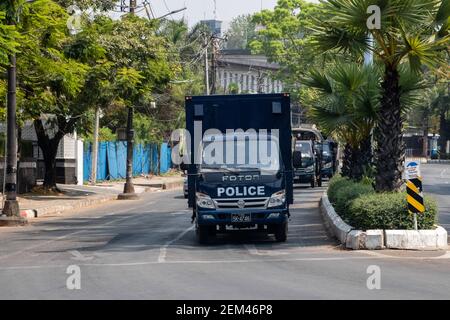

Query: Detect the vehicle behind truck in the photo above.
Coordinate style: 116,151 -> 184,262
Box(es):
184,94 -> 293,244
292,127 -> 323,188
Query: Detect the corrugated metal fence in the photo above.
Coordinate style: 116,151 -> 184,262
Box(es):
83,142 -> 172,182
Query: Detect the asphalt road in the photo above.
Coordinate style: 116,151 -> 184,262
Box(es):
422,163 -> 450,234
0,166 -> 449,300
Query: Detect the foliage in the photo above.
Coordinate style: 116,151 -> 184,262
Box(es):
307,63 -> 379,148
311,0 -> 449,192
250,0 -> 328,103
332,182 -> 374,222
327,175 -> 354,203
349,192 -> 438,230
328,175 -> 438,229
0,9 -> 20,67
225,14 -> 257,50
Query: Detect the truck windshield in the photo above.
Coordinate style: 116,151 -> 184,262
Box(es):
200,135 -> 281,174
322,143 -> 331,155
294,142 -> 312,158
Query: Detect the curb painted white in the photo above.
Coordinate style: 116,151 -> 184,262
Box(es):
320,193 -> 448,251
319,195 -> 352,244
385,226 -> 448,250
22,181 -> 183,219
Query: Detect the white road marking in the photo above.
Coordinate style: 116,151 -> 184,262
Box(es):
170,211 -> 189,215
69,250 -> 94,261
158,225 -> 194,263
440,168 -> 448,178
244,244 -> 293,256
1,251 -> 449,271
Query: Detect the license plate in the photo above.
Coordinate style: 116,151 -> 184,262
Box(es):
231,213 -> 251,223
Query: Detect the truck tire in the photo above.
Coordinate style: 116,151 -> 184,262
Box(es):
274,222 -> 288,242
310,176 -> 316,188
197,225 -> 215,244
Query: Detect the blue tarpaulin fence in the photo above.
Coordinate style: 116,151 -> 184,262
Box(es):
83,142 -> 172,182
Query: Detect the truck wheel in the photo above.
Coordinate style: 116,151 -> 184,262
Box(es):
196,225 -> 210,244
310,176 -> 316,188
274,223 -> 288,242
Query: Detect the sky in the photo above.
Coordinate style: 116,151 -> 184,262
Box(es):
126,0 -> 318,29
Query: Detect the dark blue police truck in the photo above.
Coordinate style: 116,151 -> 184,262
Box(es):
185,94 -> 293,244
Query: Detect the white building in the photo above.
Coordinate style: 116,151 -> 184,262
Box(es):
215,49 -> 284,94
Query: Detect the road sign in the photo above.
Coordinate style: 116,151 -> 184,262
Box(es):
406,178 -> 425,214
405,161 -> 424,230
405,161 -> 421,180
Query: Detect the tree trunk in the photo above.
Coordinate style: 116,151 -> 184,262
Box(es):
34,119 -> 64,191
341,143 -> 353,179
374,65 -> 404,192
353,135 -> 372,181
439,112 -> 449,155
422,113 -> 429,158
42,141 -> 59,190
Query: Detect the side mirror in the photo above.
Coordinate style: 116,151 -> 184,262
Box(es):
293,151 -> 302,168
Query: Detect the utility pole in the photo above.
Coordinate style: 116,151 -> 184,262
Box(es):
204,33 -> 210,95
118,0 -> 138,200
1,2 -> 27,225
90,106 -> 100,185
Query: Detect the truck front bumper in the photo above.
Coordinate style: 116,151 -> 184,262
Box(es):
197,208 -> 288,226
294,173 -> 314,183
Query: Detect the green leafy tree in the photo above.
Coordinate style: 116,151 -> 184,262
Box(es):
251,0 -> 329,102
225,14 -> 257,50
312,0 -> 449,192
306,64 -> 379,180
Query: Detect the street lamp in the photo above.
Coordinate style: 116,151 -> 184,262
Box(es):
0,0 -> 35,226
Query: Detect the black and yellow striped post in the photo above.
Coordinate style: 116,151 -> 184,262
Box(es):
406,177 -> 425,230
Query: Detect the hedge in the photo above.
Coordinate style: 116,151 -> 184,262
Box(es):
327,175 -> 354,203
349,193 -> 437,230
326,175 -> 438,230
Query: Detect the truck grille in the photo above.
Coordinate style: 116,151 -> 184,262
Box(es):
213,197 -> 268,209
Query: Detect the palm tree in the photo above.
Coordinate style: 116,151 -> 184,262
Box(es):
305,63 -> 379,181
311,0 -> 449,191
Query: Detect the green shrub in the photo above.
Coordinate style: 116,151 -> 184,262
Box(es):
333,183 -> 374,223
327,175 -> 354,203
349,192 -> 437,230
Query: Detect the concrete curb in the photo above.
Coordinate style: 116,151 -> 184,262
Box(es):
162,180 -> 184,190
319,195 -> 352,244
21,180 -> 183,219
427,159 -> 450,164
320,193 -> 448,250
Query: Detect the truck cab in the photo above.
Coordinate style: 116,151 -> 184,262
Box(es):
194,133 -> 289,243
321,141 -> 334,179
292,127 -> 323,188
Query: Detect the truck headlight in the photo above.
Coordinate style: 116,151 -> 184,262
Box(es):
305,165 -> 314,172
323,162 -> 332,169
267,190 -> 286,208
196,192 -> 216,209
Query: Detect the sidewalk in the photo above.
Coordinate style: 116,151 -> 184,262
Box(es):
7,175 -> 184,219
